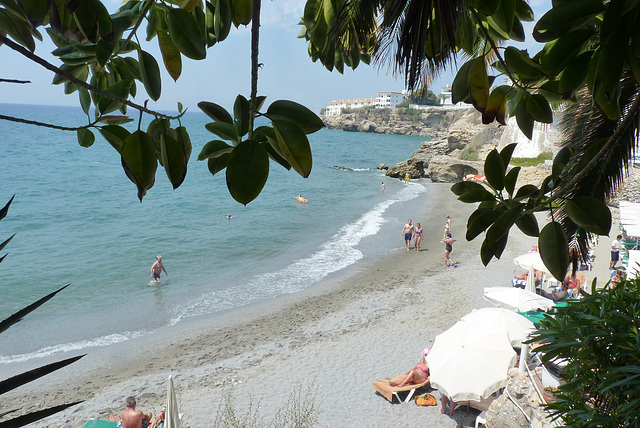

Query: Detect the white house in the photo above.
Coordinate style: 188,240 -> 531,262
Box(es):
324,97 -> 377,115
376,91 -> 406,108
440,85 -> 453,105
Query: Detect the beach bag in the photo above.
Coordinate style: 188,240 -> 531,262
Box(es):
415,393 -> 437,406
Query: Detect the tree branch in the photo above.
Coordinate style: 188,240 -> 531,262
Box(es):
0,34 -> 180,120
249,0 -> 261,139
0,78 -> 31,84
0,114 -> 99,131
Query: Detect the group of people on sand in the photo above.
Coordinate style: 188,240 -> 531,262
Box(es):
401,215 -> 455,266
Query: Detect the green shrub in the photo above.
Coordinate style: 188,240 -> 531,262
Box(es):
459,146 -> 479,161
510,152 -> 552,167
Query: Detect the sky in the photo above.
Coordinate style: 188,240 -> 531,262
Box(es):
0,0 -> 550,114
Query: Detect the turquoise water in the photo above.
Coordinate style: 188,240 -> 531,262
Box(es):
0,103 -> 430,364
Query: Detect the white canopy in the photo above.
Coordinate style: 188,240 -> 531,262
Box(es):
514,252 -> 550,274
619,201 -> 640,237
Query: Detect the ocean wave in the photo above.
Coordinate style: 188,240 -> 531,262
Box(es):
0,330 -> 147,365
172,183 -> 427,321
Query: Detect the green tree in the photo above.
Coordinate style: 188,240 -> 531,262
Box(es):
299,0 -> 635,282
403,89 -> 441,106
0,0 -> 322,206
531,277 -> 640,427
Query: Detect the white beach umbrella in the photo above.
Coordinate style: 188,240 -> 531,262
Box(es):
483,287 -> 555,312
514,252 -> 550,274
166,375 -> 180,428
426,320 -> 517,402
525,266 -> 536,294
460,307 -> 536,347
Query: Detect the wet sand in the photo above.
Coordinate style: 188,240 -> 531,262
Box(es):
2,183 -> 569,427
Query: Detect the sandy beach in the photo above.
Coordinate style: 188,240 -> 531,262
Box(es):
2,182 -> 610,427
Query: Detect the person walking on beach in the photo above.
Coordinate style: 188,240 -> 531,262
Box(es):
151,255 -> 168,283
404,171 -> 411,184
610,234 -> 623,269
109,396 -> 152,428
441,232 -> 454,266
414,223 -> 423,252
443,215 -> 451,238
402,219 -> 414,251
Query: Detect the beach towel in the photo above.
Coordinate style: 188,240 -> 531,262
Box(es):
82,420 -> 117,428
373,376 -> 429,403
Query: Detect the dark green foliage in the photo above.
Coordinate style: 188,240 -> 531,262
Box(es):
531,277 -> 640,427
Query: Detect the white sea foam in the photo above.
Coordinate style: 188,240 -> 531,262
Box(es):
172,183 -> 426,322
0,330 -> 147,365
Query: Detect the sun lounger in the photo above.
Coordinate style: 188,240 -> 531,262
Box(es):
373,376 -> 429,403
82,420 -> 117,428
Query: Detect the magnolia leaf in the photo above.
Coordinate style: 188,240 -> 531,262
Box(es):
78,87 -> 91,116
514,0 -> 534,22
198,101 -> 233,124
481,234 -> 508,266
166,8 -> 206,60
559,51 -> 592,95
451,60 -> 473,103
198,140 -> 234,160
466,206 -> 502,241
467,57 -> 490,111
451,181 -> 486,196
500,143 -> 517,167
77,128 -> 95,148
539,221 -> 570,280
515,213 -> 539,237
537,29 -> 595,77
160,134 -> 188,189
515,97 -> 534,139
205,122 -> 239,142
271,120 -> 313,177
484,149 -> 506,191
234,95 -> 250,137
504,167 -> 521,196
99,125 -> 131,152
552,146 -> 574,182
226,140 -> 269,205
564,197 -> 612,235
157,31 -> 182,81
138,49 -> 161,101
231,0 -> 252,25
482,85 -> 510,125
266,100 -> 323,134
486,204 -> 521,245
99,116 -> 134,125
514,184 -> 539,201
98,79 -> 133,115
207,153 -> 230,176
120,130 -> 158,201
533,0 -> 605,42
175,126 -> 192,160
526,94 -> 553,123
503,47 -> 542,80
457,189 -> 496,203
262,140 -> 291,170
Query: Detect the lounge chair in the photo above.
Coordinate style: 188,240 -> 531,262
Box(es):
373,376 -> 429,403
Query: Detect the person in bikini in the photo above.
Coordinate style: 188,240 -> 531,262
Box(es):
414,223 -> 423,252
109,396 -> 152,428
443,215 -> 451,239
150,255 -> 168,283
390,348 -> 430,387
402,219 -> 414,251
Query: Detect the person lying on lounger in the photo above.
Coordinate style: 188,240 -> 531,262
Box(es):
389,348 -> 430,387
540,282 -> 569,302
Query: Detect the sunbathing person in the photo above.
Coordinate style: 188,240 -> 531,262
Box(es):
389,348 -> 430,387
540,282 -> 569,302
109,396 -> 152,428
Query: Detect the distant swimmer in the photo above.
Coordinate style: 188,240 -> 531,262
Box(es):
381,182 -> 386,192
295,194 -> 308,203
150,255 -> 168,283
226,214 -> 232,219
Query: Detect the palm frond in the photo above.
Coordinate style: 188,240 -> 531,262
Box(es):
374,0 -> 467,91
555,73 -> 640,251
0,284 -> 70,334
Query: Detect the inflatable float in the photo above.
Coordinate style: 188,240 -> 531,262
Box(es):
295,195 -> 308,203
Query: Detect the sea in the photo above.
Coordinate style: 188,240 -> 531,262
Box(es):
0,103 -> 432,367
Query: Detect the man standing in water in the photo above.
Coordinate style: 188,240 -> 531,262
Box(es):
402,219 -> 414,251
151,255 -> 168,283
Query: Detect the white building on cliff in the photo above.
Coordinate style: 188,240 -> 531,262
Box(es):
324,91 -> 407,115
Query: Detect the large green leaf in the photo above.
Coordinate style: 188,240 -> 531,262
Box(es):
526,94 -> 553,123
480,234 -> 508,265
157,31 -> 182,81
457,189 -> 496,203
503,47 -> 542,80
564,197 -> 612,235
492,0 -> 516,35
76,128 -> 95,148
486,203 -> 522,245
78,87 -> 91,115
198,101 -> 233,123
138,49 -> 161,101
484,149 -> 506,191
233,95 -> 250,137
231,0 -> 252,25
559,51 -> 592,95
166,8 -> 206,60
515,213 -> 539,237
533,0 -> 604,42
17,0 -> 50,26
467,57 -> 490,111
539,221 -> 570,280
552,146 -> 574,183
451,181 -> 486,196
226,140 -> 269,205
452,60 -> 473,103
271,120 -> 313,177
537,29 -> 596,77
99,125 -> 130,152
120,130 -> 158,201
0,9 -> 35,51
262,139 -> 291,170
504,166 -> 520,196
205,122 -> 239,142
98,79 -> 133,115
198,140 -> 234,160
514,0 -> 534,22
160,134 -> 188,189
482,85 -> 510,125
466,206 -> 502,241
266,100 -> 323,134
207,153 -> 230,176
515,96 -> 534,139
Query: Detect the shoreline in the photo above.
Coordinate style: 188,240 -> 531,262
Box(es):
3,183 -> 541,427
